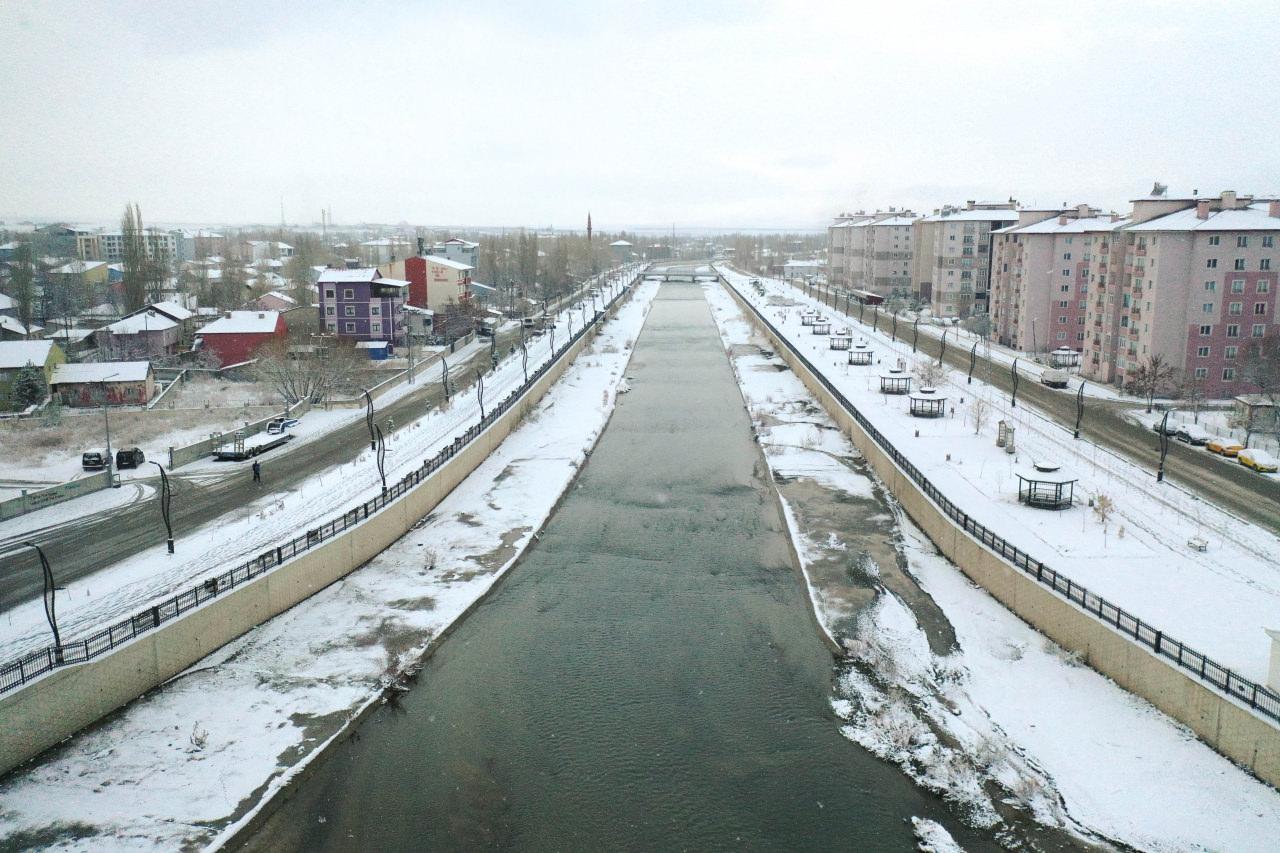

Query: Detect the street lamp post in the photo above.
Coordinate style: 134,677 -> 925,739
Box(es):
374,425 -> 387,494
99,373 -> 119,488
1156,409 -> 1171,482
149,461 -> 174,553
476,368 -> 486,419
21,542 -> 62,661
1074,382 -> 1086,439
1011,359 -> 1020,408
441,356 -> 451,402
938,328 -> 948,367
968,341 -> 978,384
364,389 -> 376,450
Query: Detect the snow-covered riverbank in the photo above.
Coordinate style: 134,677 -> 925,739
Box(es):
0,282 -> 658,851
703,279 -> 1280,852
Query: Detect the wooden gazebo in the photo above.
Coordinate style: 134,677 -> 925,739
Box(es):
829,330 -> 851,350
1015,462 -> 1077,510
880,369 -> 912,395
848,344 -> 873,365
812,318 -> 831,335
909,388 -> 947,418
801,311 -> 819,326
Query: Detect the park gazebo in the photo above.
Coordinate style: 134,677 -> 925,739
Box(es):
1050,347 -> 1081,368
801,311 -> 819,326
1015,461 -> 1078,510
880,369 -> 912,395
829,329 -> 851,350
812,317 -> 831,335
908,387 -> 947,418
849,343 -> 873,365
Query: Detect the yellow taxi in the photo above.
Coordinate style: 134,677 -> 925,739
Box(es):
1206,436 -> 1245,457
1238,448 -> 1279,473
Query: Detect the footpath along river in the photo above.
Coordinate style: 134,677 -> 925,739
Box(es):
243,283 -> 1000,850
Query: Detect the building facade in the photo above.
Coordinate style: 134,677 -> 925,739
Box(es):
317,268 -> 407,344
403,256 -> 473,313
424,237 -> 479,270
912,202 -> 1018,317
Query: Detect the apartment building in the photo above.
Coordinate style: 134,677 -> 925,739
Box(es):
317,268 -> 407,343
826,213 -> 875,290
424,237 -> 479,270
990,205 -> 1121,353
1107,191 -> 1280,397
77,229 -> 180,264
912,202 -> 1018,318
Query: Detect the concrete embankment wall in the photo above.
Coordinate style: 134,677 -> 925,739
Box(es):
0,293 -> 628,778
722,280 -> 1280,788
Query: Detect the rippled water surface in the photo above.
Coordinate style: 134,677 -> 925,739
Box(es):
246,283 -> 995,851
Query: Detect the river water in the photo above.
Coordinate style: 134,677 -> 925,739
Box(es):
245,283 -> 996,851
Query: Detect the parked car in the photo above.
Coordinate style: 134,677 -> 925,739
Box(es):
1150,418 -> 1181,436
1174,424 -> 1211,445
1206,436 -> 1245,457
81,451 -> 109,471
266,417 -> 299,435
115,447 -> 145,469
1040,368 -> 1070,389
1238,448 -> 1279,473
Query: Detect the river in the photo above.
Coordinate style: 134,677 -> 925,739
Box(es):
243,282 -> 997,851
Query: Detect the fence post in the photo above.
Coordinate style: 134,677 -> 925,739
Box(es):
1153,630 -> 1162,653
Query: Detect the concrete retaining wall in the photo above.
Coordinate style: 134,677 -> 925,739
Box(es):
0,470 -> 113,521
723,280 -> 1280,788
0,292 -> 627,778
168,398 -> 312,469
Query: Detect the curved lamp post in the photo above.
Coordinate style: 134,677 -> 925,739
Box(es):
374,425 -> 387,494
1074,382 -> 1086,439
22,542 -> 62,661
364,389 -> 376,450
149,461 -> 174,553
1157,409 -> 1171,482
938,328 -> 948,367
476,368 -> 486,420
1011,359 -> 1020,408
968,341 -> 978,384
912,318 -> 919,353
441,356 -> 451,402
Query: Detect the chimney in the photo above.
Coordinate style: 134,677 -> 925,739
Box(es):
1058,215 -> 1069,225
1269,200 -> 1280,218
1221,190 -> 1238,209
1077,203 -> 1091,218
258,313 -> 265,319
965,200 -> 976,209
1196,200 -> 1210,220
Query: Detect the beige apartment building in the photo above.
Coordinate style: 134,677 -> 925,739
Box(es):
826,210 -> 916,295
826,213 -> 876,289
912,201 -> 1018,318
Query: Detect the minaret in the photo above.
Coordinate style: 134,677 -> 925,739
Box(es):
586,212 -> 593,243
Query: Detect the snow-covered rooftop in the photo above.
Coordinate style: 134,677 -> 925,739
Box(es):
0,293 -> 15,311
146,301 -> 194,322
1126,202 -> 1280,232
423,255 -> 473,272
45,328 -> 96,345
51,361 -> 151,384
197,311 -> 281,335
469,281 -> 497,293
995,215 -> 1130,235
0,316 -> 40,336
0,339 -> 56,369
439,238 -> 478,248
317,268 -> 380,283
610,240 -> 633,246
103,313 -> 178,335
919,208 -> 1020,223
50,260 -> 108,275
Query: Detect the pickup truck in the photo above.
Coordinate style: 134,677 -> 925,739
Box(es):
266,417 -> 299,435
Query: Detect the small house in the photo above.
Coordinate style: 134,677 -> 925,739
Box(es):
96,310 -> 181,358
0,340 -> 65,410
356,340 -> 390,360
49,361 -> 154,407
193,310 -> 286,365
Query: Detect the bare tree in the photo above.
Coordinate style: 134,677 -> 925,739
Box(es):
254,337 -> 362,405
1180,373 -> 1208,424
121,203 -> 148,312
1125,353 -> 1179,413
970,396 -> 990,435
9,241 -> 36,338
913,359 -> 947,389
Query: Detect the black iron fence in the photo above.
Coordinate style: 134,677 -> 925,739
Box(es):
725,274 -> 1280,727
0,277 -> 635,696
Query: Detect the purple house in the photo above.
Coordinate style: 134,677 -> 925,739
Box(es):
317,268 -> 408,346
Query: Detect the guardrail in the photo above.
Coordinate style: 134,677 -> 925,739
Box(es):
723,274 -> 1280,728
0,273 -> 637,696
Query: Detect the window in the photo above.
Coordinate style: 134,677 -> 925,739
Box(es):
1076,332 -> 1085,341
1060,284 -> 1070,292
1203,303 -> 1215,313
1235,259 -> 1246,270
1254,324 -> 1267,337
1256,302 -> 1268,315
1265,235 -> 1275,248
344,322 -> 356,333
1063,252 -> 1072,260
1206,258 -> 1218,268
325,306 -> 335,316
1062,269 -> 1070,277
1056,331 -> 1067,341
1259,280 -> 1271,293
343,288 -> 354,299
1232,279 -> 1245,293
1262,259 -> 1272,271
1122,293 -> 1131,307
1199,324 -> 1212,336
1204,280 -> 1217,291
1238,235 -> 1249,248
1230,301 -> 1243,315
1208,236 -> 1220,246
1121,316 -> 1130,328
1197,346 -> 1210,357
1227,324 -> 1240,337
1058,315 -> 1068,324
1194,367 -> 1208,379
344,305 -> 355,317
1223,368 -> 1236,381
371,322 -> 381,333
326,321 -> 336,331
1225,346 -> 1238,359
325,288 -> 334,299
1059,300 -> 1069,308
370,305 -> 380,316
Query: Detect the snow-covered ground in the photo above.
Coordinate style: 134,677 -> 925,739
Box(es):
0,278 -> 658,852
720,267 -> 1280,684
0,276 -> 646,671
705,280 -> 1280,852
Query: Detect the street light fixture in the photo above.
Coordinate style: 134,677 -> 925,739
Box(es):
21,542 -> 62,661
149,462 -> 174,553
99,373 -> 119,488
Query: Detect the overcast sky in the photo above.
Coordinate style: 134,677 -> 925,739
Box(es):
1,0 -> 1277,231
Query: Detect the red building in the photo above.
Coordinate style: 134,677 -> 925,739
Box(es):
403,255 -> 473,312
193,310 -> 286,365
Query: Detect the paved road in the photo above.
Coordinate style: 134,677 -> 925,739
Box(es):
789,282 -> 1280,534
0,281 -> 613,614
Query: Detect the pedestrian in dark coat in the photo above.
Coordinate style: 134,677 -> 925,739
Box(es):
252,461 -> 262,483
